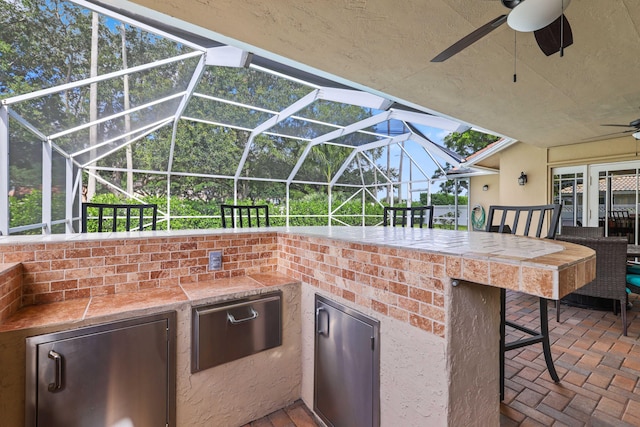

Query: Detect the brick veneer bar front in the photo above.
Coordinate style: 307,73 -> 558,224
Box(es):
277,233 -> 446,337
0,230 -> 448,339
0,233 -> 278,307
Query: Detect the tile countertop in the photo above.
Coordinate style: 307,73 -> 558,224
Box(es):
0,225 -> 592,265
277,227 -> 596,300
0,226 -> 595,331
0,272 -> 297,333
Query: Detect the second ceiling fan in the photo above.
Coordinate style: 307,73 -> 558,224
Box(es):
431,0 -> 573,62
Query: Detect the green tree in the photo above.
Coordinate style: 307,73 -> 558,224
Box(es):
431,130 -> 499,194
421,193 -> 468,205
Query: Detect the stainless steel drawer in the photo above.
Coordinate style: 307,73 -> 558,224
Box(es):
191,291 -> 282,372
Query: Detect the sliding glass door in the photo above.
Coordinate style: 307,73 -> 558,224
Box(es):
552,167 -> 586,228
589,162 -> 640,244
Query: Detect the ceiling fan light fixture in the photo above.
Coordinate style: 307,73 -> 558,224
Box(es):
507,0 -> 572,32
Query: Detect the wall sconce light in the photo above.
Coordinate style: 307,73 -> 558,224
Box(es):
482,184 -> 489,191
518,172 -> 528,186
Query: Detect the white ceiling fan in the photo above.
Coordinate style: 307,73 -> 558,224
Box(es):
431,0 -> 573,62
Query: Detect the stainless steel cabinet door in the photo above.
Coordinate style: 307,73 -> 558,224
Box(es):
314,295 -> 380,427
26,312 -> 175,427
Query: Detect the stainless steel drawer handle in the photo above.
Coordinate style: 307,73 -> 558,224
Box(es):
227,307 -> 259,324
316,307 -> 328,335
47,350 -> 63,392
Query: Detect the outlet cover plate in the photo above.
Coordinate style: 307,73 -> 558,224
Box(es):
208,251 -> 222,271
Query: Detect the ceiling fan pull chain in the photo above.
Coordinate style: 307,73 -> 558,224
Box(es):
513,31 -> 517,83
560,0 -> 565,57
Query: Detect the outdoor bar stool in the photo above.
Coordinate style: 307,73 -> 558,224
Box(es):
485,204 -> 562,401
382,206 -> 434,228
220,204 -> 270,228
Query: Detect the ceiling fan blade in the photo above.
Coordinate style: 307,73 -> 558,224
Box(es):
583,129 -> 637,141
534,15 -> 573,56
431,15 -> 508,62
601,124 -> 636,128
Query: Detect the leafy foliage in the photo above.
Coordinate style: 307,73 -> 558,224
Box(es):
2,1 -> 475,234
421,192 -> 468,206
431,130 -> 499,194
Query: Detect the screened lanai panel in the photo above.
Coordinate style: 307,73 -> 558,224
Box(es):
1,0 -> 101,97
10,93 -> 83,138
61,97 -> 181,163
241,134 -> 306,180
9,60 -> 192,140
329,131 -> 380,147
169,176 -> 233,228
50,150 -> 68,234
182,97 -> 274,129
56,128 -> 91,159
194,66 -> 315,111
132,130 -> 173,171
118,27 -> 196,70
288,184 -> 330,226
365,118 -> 410,137
331,186 -> 382,226
8,123 -> 43,233
295,100 -> 377,127
269,117 -> 337,140
171,122 -> 246,175
293,144 -> 355,183
92,130 -> 171,171
124,58 -> 200,108
334,152 -> 385,186
335,142 -> 416,188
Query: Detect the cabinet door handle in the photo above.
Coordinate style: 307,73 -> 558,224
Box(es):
47,350 -> 63,392
316,307 -> 328,336
227,307 -> 259,324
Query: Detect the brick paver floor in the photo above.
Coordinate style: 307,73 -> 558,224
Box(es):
250,292 -> 640,426
501,291 -> 640,426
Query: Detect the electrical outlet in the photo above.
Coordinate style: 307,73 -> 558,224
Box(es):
208,251 -> 222,271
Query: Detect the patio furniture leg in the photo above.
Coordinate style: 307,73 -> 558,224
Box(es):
500,292 -> 559,401
500,288 -> 506,401
538,298 -> 560,383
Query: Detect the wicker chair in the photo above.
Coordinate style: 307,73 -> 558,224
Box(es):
555,235 -> 628,336
560,226 -> 604,237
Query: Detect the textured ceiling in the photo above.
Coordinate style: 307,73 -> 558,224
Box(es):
122,0 -> 640,148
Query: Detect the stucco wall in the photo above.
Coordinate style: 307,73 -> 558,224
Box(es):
470,142 -> 548,210
548,136 -> 640,166
446,280 -> 500,426
175,283 -> 302,427
469,174 -> 500,230
498,143 -> 548,206
472,135 -> 640,212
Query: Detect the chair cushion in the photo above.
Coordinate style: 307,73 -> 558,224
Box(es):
628,264 -> 640,275
627,274 -> 640,296
627,274 -> 640,285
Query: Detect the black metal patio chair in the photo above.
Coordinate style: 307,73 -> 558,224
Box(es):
220,204 -> 270,228
81,202 -> 158,232
485,203 -> 562,401
382,206 -> 434,228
